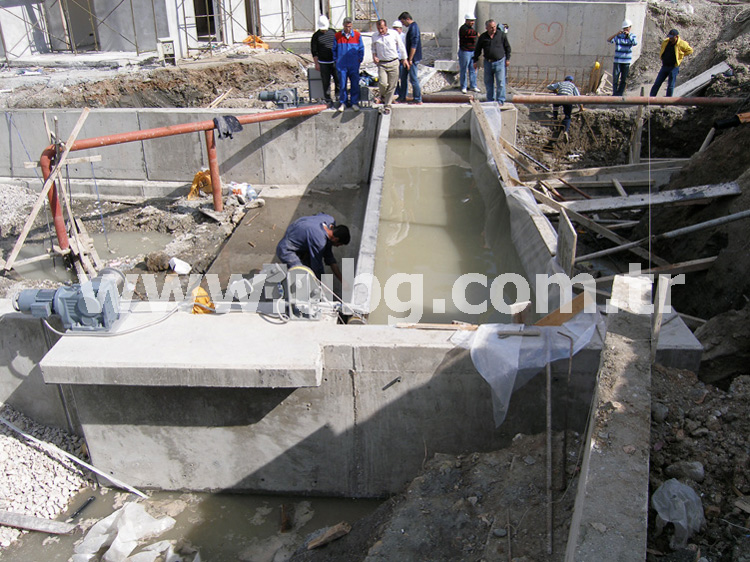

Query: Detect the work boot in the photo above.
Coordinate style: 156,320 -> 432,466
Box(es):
337,104 -> 345,113
563,131 -> 569,142
352,104 -> 360,112
461,88 -> 468,94
472,87 -> 481,93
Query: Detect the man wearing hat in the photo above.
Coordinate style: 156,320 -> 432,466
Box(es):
458,14 -> 480,94
650,29 -> 693,97
547,75 -> 581,141
310,15 -> 339,105
607,19 -> 638,96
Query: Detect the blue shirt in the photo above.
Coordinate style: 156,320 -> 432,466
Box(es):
404,21 -> 422,63
276,213 -> 337,278
609,33 -> 638,65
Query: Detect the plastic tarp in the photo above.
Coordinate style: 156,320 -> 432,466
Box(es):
452,311 -> 604,426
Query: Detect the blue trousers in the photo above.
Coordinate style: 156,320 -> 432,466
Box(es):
650,65 -> 679,97
484,58 -> 506,103
458,49 -> 477,90
396,64 -> 408,101
612,62 -> 630,96
553,104 -> 573,133
407,61 -> 421,102
338,65 -> 361,106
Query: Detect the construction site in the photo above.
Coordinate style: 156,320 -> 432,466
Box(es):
0,0 -> 749,560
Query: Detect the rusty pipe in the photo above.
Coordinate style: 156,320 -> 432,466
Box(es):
507,94 -> 743,106
204,129 -> 223,212
40,104 -> 327,251
422,93 -> 476,103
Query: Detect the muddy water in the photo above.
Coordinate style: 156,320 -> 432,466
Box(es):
2,486 -> 379,561
12,231 -> 175,282
369,137 -> 525,325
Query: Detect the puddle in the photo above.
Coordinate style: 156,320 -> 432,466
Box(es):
1,487 -> 380,561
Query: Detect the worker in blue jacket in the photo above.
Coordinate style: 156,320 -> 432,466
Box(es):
276,213 -> 350,280
334,17 -> 365,112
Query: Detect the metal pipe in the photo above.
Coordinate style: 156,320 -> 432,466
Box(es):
204,129 -> 223,211
421,93 -> 475,103
129,0 -> 139,55
508,94 -> 743,106
40,105 -> 326,251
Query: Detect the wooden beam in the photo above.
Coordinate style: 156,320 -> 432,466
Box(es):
629,87 -> 646,164
519,159 -> 688,182
673,61 -> 731,97
529,186 -> 670,266
24,155 -> 101,168
591,256 -> 718,284
0,510 -> 75,535
4,108 -> 91,271
562,182 -> 740,213
470,100 -> 524,186
535,292 -> 587,326
611,178 -> 628,197
307,522 -> 352,550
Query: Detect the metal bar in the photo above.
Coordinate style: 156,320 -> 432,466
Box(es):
0,20 -> 10,64
546,361 -> 553,556
204,129 -> 223,212
129,0 -> 139,54
86,0 -> 99,50
150,0 -> 159,54
508,94 -> 743,106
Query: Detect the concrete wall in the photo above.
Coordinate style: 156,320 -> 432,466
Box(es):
1,108 -> 377,195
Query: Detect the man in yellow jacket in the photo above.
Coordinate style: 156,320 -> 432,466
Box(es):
650,29 -> 693,97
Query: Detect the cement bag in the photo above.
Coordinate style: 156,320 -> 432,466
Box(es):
651,478 -> 705,549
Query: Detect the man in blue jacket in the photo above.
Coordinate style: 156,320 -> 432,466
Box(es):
334,17 -> 365,112
396,12 -> 422,104
276,213 -> 350,281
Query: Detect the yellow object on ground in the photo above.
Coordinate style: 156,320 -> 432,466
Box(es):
243,35 -> 269,49
188,170 -> 212,200
191,286 -> 215,314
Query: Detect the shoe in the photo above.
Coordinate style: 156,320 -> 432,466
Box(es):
472,87 -> 481,93
410,100 -> 423,105
352,104 -> 360,112
461,88 -> 467,94
395,98 -> 407,104
336,105 -> 345,113
384,107 -> 391,115
563,132 -> 569,142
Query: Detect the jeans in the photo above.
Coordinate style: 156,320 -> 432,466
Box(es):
338,65 -> 361,106
396,64 -> 408,100
553,103 -> 573,133
484,58 -> 506,103
612,62 -> 630,96
319,62 -> 339,102
650,65 -> 679,97
407,61 -> 421,102
458,49 -> 477,90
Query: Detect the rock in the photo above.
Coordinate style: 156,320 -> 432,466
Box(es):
665,460 -> 705,482
591,522 -> 607,533
493,528 -> 507,537
523,456 -> 535,466
652,402 -> 669,423
145,251 -> 170,272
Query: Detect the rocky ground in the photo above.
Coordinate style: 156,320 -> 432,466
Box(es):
0,0 -> 749,559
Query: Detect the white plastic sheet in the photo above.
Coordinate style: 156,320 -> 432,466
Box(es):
452,312 -> 604,426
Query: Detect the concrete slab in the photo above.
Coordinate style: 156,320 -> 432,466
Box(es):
389,104 -> 472,138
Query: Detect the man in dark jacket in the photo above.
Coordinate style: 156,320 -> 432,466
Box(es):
310,15 -> 339,105
458,14 -> 479,94
396,12 -> 422,104
473,19 -> 511,103
276,213 -> 350,280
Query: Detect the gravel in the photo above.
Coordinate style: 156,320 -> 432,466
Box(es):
0,405 -> 91,549
0,183 -> 37,239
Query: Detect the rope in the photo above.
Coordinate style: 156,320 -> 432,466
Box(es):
90,162 -> 111,252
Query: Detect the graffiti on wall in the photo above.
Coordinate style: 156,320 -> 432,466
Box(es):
533,22 -> 564,46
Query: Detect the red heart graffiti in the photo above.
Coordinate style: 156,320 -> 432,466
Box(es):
533,22 -> 564,46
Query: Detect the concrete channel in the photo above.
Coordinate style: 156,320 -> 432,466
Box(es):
0,103 -> 703,559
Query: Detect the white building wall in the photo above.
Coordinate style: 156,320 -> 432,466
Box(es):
0,3 -> 48,59
259,0 -> 293,37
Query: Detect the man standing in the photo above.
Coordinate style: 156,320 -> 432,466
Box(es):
397,12 -> 422,105
473,19 -> 511,104
650,29 -> 693,97
276,213 -> 350,281
392,20 -> 408,103
547,75 -> 581,142
310,15 -> 339,105
334,17 -> 365,112
458,14 -> 480,94
607,19 -> 638,96
372,19 -> 407,114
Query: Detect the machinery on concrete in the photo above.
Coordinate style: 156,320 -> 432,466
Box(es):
258,88 -> 299,108
13,268 -> 126,332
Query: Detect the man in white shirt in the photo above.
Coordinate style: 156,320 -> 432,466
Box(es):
371,19 -> 407,114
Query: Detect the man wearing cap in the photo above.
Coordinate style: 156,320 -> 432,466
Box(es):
333,17 -> 365,112
608,19 -> 638,96
372,19 -> 407,114
311,15 -> 339,105
458,14 -> 480,94
547,75 -> 581,141
650,29 -> 693,97
473,19 -> 512,104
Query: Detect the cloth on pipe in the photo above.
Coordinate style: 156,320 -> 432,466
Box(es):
213,115 -> 243,139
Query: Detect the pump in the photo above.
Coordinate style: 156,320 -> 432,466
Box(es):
258,88 -> 299,108
13,268 -> 125,332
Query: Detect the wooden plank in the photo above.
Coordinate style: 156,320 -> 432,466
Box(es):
545,178 -> 652,190
307,522 -> 352,550
396,322 -> 478,331
611,178 -> 628,197
563,182 -> 741,214
535,292 -> 587,326
24,155 -> 101,168
529,186 -> 670,266
651,274 -> 671,363
0,510 -> 76,535
519,159 -> 688,182
470,100 -> 524,186
593,257 -> 717,284
557,209 -> 577,277
4,108 -> 91,271
629,87 -> 645,164
10,253 -> 53,268
674,61 -> 731,97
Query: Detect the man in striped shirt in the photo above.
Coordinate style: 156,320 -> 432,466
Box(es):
608,19 -> 638,96
547,76 -> 581,140
311,15 -> 339,105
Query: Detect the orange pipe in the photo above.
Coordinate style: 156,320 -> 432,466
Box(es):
40,104 -> 327,250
